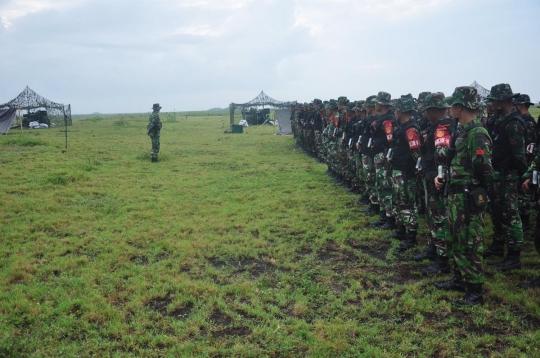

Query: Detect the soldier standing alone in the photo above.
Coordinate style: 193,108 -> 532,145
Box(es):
147,103 -> 163,163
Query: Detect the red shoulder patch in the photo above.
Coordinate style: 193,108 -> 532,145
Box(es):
476,149 -> 485,155
406,127 -> 420,149
384,120 -> 393,142
434,123 -> 451,147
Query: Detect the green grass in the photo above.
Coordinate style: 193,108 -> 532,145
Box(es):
1,114 -> 540,357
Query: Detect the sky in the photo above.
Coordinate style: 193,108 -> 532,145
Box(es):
0,0 -> 539,114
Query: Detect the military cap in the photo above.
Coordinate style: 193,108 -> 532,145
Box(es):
152,103 -> 162,110
487,83 -> 519,101
326,99 -> 338,110
417,92 -> 431,102
344,102 -> 356,112
401,93 -> 414,100
313,98 -> 323,105
375,91 -> 392,106
395,98 -> 414,112
354,100 -> 366,111
477,101 -> 486,111
513,94 -> 533,105
337,96 -> 349,105
365,95 -> 377,107
422,92 -> 448,110
447,86 -> 478,110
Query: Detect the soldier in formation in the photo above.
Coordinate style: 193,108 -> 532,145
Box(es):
291,83 -> 539,307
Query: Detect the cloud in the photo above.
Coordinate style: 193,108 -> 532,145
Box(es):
0,0 -> 539,113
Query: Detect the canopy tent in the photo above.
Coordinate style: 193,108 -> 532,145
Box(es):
470,81 -> 490,100
0,86 -> 72,128
229,91 -> 295,125
0,108 -> 17,134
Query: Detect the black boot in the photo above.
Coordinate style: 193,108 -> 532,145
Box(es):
518,278 -> 540,289
493,249 -> 522,271
384,224 -> 406,240
370,212 -> 387,227
367,203 -> 380,217
378,216 -> 396,231
452,283 -> 483,307
397,231 -> 417,252
412,243 -> 437,262
483,240 -> 505,258
151,157 -> 158,163
434,267 -> 466,292
422,255 -> 451,275
359,193 -> 370,205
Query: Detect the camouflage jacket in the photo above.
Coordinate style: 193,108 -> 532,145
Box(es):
147,113 -> 162,135
449,118 -> 493,187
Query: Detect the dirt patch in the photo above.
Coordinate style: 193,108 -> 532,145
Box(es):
235,309 -> 258,321
317,241 -> 358,263
209,257 -> 280,278
146,294 -> 172,315
209,309 -> 233,326
387,265 -> 423,285
130,255 -> 149,266
346,239 -> 390,263
212,326 -> 251,339
169,302 -> 194,320
154,252 -> 170,262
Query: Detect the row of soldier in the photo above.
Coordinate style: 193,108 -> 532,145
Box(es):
290,84 -> 540,307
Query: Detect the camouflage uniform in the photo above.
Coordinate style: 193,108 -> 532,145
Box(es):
484,84 -> 527,270
413,93 -> 454,273
148,104 -> 163,162
360,95 -> 379,215
371,92 -> 395,225
390,98 -> 421,249
515,95 -> 537,230
435,86 -> 493,308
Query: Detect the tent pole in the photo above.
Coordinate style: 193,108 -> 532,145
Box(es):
18,104 -> 23,133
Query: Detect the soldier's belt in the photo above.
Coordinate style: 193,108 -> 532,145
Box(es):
448,184 -> 474,195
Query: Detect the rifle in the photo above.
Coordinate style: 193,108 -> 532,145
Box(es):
532,170 -> 538,203
444,117 -> 460,197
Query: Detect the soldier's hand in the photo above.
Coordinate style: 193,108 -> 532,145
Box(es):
356,143 -> 360,150
526,143 -> 535,154
522,179 -> 532,194
434,177 -> 444,191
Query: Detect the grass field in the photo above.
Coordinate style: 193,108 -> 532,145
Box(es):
1,113 -> 540,357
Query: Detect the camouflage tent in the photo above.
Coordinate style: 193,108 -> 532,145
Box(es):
0,86 -> 72,127
229,91 -> 295,125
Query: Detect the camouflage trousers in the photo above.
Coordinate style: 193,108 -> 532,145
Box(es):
491,176 -> 523,251
518,184 -> 532,219
391,170 -> 419,232
308,130 -> 316,155
346,149 -> 356,186
327,141 -> 338,172
426,191 -> 447,257
150,134 -> 160,159
338,145 -> 349,179
374,153 -> 392,217
355,153 -> 364,188
315,131 -> 324,160
363,154 -> 377,204
446,191 -> 485,285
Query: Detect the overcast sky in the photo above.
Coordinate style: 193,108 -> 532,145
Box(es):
1,0 -> 539,114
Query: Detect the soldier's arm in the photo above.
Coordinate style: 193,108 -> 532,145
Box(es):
523,154 -> 540,179
384,120 -> 393,143
470,131 -> 494,185
406,127 -> 421,162
507,121 -> 527,176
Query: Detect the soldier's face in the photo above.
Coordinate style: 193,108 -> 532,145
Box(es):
375,103 -> 381,112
